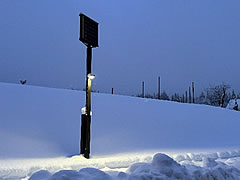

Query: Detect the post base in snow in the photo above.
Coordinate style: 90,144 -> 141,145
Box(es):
80,114 -> 87,155
84,152 -> 90,159
80,113 -> 91,159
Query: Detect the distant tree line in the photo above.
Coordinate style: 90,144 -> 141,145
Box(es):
67,79 -> 239,108
136,82 -> 240,108
196,83 -> 239,107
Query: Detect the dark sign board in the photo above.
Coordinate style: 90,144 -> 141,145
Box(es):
79,13 -> 99,48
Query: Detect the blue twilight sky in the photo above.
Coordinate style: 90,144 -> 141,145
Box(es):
0,0 -> 240,96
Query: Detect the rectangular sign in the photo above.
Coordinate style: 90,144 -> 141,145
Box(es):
80,13 -> 99,48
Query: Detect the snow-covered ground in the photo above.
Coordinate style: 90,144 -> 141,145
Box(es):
0,82 -> 240,179
2,150 -> 240,179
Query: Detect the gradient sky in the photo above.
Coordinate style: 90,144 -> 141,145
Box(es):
0,0 -> 239,96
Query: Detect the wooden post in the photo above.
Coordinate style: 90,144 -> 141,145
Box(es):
142,81 -> 145,98
112,88 -> 114,94
185,91 -> 188,103
192,82 -> 195,103
158,76 -> 160,99
189,86 -> 191,103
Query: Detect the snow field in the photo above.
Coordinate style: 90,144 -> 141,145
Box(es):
1,82 -> 240,179
1,82 -> 240,158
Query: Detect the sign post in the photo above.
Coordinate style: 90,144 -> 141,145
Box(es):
79,13 -> 99,159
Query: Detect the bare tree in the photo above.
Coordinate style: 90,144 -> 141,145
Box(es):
198,91 -> 206,104
206,82 -> 231,107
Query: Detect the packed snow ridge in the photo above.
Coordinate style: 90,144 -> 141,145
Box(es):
29,153 -> 240,180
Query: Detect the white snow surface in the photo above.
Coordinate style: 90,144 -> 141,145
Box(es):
2,151 -> 240,179
0,82 -> 240,179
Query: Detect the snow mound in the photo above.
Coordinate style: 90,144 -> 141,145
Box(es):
30,168 -> 112,180
29,170 -> 51,180
227,99 -> 240,111
173,150 -> 240,163
202,157 -> 218,167
129,153 -> 189,179
29,153 -> 240,180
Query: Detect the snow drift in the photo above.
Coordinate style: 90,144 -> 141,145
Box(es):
29,153 -> 240,180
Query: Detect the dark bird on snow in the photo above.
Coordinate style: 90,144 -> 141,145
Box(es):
20,80 -> 27,85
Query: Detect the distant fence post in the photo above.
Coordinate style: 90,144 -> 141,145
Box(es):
158,76 -> 161,99
192,82 -> 195,103
189,86 -> 191,103
185,91 -> 188,103
112,88 -> 114,95
142,81 -> 145,98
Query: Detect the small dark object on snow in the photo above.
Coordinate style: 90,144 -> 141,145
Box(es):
20,80 -> 27,85
233,100 -> 238,111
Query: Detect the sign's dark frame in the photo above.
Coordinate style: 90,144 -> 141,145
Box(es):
79,13 -> 99,48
